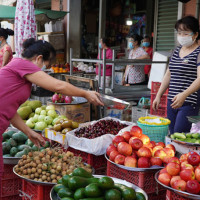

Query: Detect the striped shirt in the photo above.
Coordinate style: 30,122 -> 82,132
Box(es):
168,46 -> 200,105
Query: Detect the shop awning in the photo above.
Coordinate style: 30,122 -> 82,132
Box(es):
0,5 -> 68,22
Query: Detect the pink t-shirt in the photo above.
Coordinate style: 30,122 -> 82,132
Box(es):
0,58 -> 40,173
96,48 -> 113,76
0,44 -> 13,68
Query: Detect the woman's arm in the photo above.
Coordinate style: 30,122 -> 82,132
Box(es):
10,113 -> 45,147
25,71 -> 103,106
2,51 -> 10,67
171,66 -> 200,109
136,54 -> 150,60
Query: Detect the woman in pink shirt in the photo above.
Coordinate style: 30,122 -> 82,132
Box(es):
96,38 -> 113,88
0,28 -> 14,68
0,38 -> 103,177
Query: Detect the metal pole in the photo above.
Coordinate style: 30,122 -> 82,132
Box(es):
111,49 -> 115,90
98,0 -> 103,41
98,49 -> 101,88
102,49 -> 106,94
196,0 -> 200,19
70,48 -> 73,76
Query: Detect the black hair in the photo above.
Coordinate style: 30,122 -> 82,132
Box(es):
21,38 -> 56,61
0,28 -> 14,39
130,34 -> 143,45
175,15 -> 200,39
101,37 -> 110,47
144,35 -> 151,41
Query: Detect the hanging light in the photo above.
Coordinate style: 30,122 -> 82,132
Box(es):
126,18 -> 132,26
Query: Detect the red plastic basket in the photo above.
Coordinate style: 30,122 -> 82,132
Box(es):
151,93 -> 168,108
107,161 -> 165,194
150,106 -> 167,117
2,164 -> 19,180
1,195 -> 22,200
151,82 -> 168,95
67,147 -> 107,175
168,191 -> 191,200
22,180 -> 53,200
148,190 -> 167,200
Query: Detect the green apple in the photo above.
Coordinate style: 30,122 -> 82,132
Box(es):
40,110 -> 47,116
34,121 -> 47,131
44,116 -> 53,125
47,110 -> 57,118
33,114 -> 39,122
46,105 -> 55,112
41,105 -> 47,110
26,119 -> 35,129
38,115 -> 46,122
35,107 -> 42,115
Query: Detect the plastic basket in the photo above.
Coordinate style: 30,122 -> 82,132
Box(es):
151,82 -> 168,95
148,190 -> 167,200
150,106 -> 167,118
132,107 -> 149,122
67,147 -> 107,175
106,161 -> 165,194
168,191 -> 191,200
1,195 -> 21,200
151,93 -> 168,108
22,180 -> 53,200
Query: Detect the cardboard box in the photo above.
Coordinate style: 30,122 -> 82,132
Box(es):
44,128 -> 65,144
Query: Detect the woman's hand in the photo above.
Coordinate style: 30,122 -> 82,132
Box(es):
27,130 -> 46,148
152,95 -> 161,110
85,91 -> 104,106
171,92 -> 187,109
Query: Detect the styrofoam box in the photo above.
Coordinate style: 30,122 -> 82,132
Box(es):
115,72 -> 124,85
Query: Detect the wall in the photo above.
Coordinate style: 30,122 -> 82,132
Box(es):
184,0 -> 196,16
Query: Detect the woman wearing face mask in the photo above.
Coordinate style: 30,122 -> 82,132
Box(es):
0,38 -> 103,177
0,28 -> 14,69
96,38 -> 113,88
123,34 -> 150,86
153,16 -> 200,134
142,35 -> 153,82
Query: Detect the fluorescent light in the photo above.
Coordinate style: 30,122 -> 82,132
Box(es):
126,18 -> 132,26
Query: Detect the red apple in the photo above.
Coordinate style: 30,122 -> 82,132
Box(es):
173,179 -> 186,191
143,142 -> 153,149
156,142 -> 165,148
106,144 -> 117,157
129,138 -> 143,150
180,153 -> 189,163
154,149 -> 167,160
150,141 -> 156,148
160,168 -> 168,174
181,161 -> 194,171
170,176 -> 181,187
150,157 -> 163,166
114,154 -> 126,165
137,147 -> 152,158
112,136 -> 125,147
109,150 -> 120,162
152,146 -> 163,156
138,157 -> 151,168
163,148 -> 175,157
124,156 -> 137,167
117,142 -> 132,156
158,172 -> 172,186
188,153 -> 200,166
162,156 -> 171,164
131,151 -> 138,159
166,162 -> 181,176
130,126 -> 142,138
140,134 -> 150,145
180,169 -> 195,182
186,180 -> 200,194
166,144 -> 176,152
195,166 -> 200,182
121,131 -> 131,142
169,157 -> 180,165
188,151 -> 199,156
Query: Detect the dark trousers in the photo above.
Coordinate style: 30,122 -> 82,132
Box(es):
167,100 -> 199,134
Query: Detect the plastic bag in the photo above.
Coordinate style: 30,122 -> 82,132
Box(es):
190,122 -> 200,133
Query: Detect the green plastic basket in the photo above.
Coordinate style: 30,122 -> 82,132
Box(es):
137,121 -> 169,142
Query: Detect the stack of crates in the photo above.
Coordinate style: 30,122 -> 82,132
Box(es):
150,82 -> 168,117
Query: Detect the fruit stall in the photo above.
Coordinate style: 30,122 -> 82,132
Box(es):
3,89 -> 200,200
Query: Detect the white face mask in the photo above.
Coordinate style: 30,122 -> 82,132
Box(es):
177,35 -> 195,47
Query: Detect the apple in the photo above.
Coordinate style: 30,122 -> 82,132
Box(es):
180,153 -> 189,163
188,151 -> 199,156
35,107 -> 42,115
137,147 -> 152,158
138,157 -> 151,168
143,142 -> 153,149
44,116 -> 53,125
181,161 -> 194,171
40,110 -> 47,116
121,131 -> 131,142
41,105 -> 46,110
114,154 -> 126,165
158,173 -> 171,186
32,114 -> 39,123
38,115 -> 45,122
173,179 -> 186,191
166,162 -> 180,176
180,169 -> 195,182
156,142 -> 165,148
130,126 -> 142,138
109,150 -> 120,162
166,144 -> 176,152
195,166 -> 200,182
124,156 -> 137,167
160,168 -> 168,174
46,105 -> 55,112
26,119 -> 35,129
170,176 -> 181,187
47,110 -> 57,118
154,149 -> 167,160
129,138 -> 143,150
112,136 -> 125,147
140,134 -> 150,145
187,153 -> 200,166
162,156 -> 171,164
186,180 -> 200,194
169,157 -> 180,165
152,146 -> 163,156
34,121 -> 47,131
117,142 -> 132,156
150,157 -> 163,166
163,148 -> 175,157
131,151 -> 138,159
150,141 -> 156,148
106,144 -> 117,157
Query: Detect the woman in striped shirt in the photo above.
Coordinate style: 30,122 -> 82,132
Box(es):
153,16 -> 200,134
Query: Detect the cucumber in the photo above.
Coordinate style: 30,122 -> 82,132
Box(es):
174,132 -> 186,139
170,135 -> 175,139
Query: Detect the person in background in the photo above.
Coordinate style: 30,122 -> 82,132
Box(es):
123,34 -> 150,86
0,38 -> 103,178
0,28 -> 14,69
96,38 -> 113,88
153,16 -> 200,134
142,35 -> 153,82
